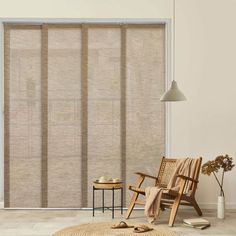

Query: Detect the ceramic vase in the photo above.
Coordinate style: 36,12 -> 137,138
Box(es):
217,196 -> 225,219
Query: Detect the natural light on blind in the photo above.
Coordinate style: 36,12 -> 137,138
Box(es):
4,24 -> 165,208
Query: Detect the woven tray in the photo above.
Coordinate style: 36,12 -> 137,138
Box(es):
93,180 -> 123,189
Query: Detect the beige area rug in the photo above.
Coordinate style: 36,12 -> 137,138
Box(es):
53,222 -> 180,236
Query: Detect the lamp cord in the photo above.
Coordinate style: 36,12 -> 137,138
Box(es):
173,0 -> 176,82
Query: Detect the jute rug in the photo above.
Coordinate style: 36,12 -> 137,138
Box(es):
52,222 -> 180,236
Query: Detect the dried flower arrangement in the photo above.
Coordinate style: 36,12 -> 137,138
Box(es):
201,155 -> 234,197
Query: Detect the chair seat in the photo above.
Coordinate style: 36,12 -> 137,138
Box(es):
129,185 -> 192,206
129,185 -> 180,197
163,189 -> 179,197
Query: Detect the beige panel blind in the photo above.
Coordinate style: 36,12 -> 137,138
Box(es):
5,27 -> 42,207
87,28 -> 121,206
126,26 -> 165,203
4,24 -> 165,208
47,27 -> 82,207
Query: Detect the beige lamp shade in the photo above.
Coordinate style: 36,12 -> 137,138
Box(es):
160,80 -> 187,102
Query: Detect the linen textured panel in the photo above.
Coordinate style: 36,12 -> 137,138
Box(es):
47,28 -> 82,207
126,26 -> 166,205
6,28 -> 42,207
5,24 -> 165,208
87,28 -> 121,207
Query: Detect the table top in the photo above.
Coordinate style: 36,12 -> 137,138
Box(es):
94,180 -> 123,184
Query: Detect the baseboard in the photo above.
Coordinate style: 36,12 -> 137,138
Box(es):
199,202 -> 236,209
1,202 -> 235,210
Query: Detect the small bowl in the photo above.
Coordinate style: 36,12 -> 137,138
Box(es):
113,178 -> 121,183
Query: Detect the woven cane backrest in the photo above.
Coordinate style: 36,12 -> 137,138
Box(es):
155,157 -> 202,192
156,158 -> 177,187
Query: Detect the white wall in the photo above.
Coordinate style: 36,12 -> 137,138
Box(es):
171,0 -> 236,209
1,0 -> 236,209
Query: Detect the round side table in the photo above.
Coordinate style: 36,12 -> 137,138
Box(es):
92,181 -> 123,218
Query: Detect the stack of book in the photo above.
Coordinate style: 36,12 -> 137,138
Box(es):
183,218 -> 210,230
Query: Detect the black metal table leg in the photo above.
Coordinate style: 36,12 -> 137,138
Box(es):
92,182 -> 123,219
102,189 -> 104,213
112,187 -> 114,219
93,186 -> 95,217
121,187 -> 123,214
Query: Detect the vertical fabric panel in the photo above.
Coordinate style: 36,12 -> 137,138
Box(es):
47,27 -> 82,207
4,26 -> 10,207
126,26 -> 166,205
6,27 -> 42,207
87,28 -> 121,207
81,25 -> 88,207
41,25 -> 48,207
120,25 -> 127,204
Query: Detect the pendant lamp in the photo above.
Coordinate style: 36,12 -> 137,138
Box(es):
160,80 -> 186,101
160,0 -> 187,102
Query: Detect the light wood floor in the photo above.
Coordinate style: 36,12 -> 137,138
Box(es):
0,208 -> 235,236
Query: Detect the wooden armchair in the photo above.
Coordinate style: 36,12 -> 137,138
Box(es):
126,157 -> 202,226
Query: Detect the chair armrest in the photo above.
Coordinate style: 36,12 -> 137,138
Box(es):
177,175 -> 198,183
135,172 -> 158,180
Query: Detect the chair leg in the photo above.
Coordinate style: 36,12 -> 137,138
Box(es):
191,198 -> 202,216
125,192 -> 139,219
126,175 -> 145,219
168,194 -> 182,227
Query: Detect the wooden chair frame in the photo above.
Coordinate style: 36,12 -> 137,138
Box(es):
126,157 -> 202,226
